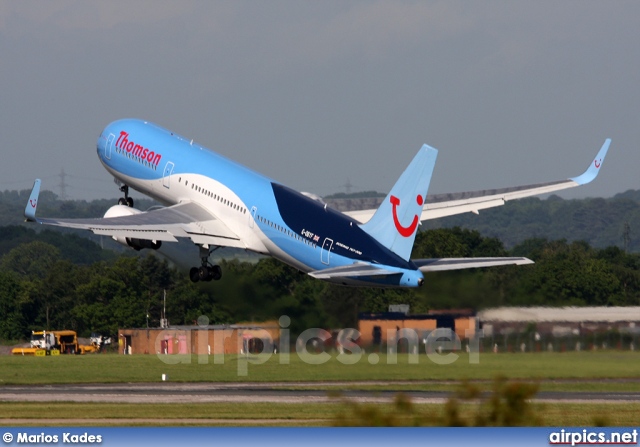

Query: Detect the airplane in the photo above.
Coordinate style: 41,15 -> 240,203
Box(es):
24,118 -> 610,288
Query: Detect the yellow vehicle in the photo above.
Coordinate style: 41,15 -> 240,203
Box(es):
11,330 -> 97,356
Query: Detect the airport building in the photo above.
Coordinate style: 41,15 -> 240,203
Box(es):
356,306 -> 640,352
117,322 -> 279,355
357,309 -> 477,349
478,307 -> 640,352
479,307 -> 640,337
115,307 -> 640,355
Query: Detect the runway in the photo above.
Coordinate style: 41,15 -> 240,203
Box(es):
1,381 -> 639,405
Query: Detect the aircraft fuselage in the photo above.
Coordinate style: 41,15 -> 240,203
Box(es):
96,119 -> 423,287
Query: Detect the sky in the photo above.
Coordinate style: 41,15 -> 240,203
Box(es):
1,1 -> 639,201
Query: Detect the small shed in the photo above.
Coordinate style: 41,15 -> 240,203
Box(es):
118,322 -> 279,355
358,309 -> 477,348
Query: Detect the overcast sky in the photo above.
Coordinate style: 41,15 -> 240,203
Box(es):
1,1 -> 638,201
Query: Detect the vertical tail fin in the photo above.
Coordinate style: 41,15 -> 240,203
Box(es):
360,145 -> 437,261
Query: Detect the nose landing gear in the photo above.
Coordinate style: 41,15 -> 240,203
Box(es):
117,185 -> 134,207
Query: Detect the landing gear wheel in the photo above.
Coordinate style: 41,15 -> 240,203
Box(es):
198,266 -> 212,282
190,246 -> 223,282
118,184 -> 133,207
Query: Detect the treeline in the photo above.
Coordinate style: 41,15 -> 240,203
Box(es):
423,193 -> 640,251
2,226 -> 640,341
325,191 -> 386,199
0,188 -> 158,227
0,242 -> 228,340
4,187 -> 640,250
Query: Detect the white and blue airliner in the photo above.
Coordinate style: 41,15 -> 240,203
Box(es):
25,119 -> 610,287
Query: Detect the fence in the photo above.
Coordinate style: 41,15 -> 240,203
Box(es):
357,328 -> 640,354
479,330 -> 639,353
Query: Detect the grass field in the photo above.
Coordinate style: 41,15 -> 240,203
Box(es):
1,351 -> 639,426
0,351 -> 640,385
0,401 -> 639,427
2,351 -> 640,384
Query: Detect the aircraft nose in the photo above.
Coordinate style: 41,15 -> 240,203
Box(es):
96,132 -> 106,157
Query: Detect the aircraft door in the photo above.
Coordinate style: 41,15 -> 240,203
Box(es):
105,133 -> 115,160
249,206 -> 257,228
162,162 -> 175,188
321,238 -> 333,265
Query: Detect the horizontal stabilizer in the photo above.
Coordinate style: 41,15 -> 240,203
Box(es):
414,257 -> 533,272
309,263 -> 398,279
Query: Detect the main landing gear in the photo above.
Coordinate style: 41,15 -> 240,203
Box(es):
190,245 -> 223,283
117,185 -> 134,207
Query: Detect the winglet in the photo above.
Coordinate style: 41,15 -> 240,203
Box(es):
24,179 -> 41,222
570,139 -> 611,185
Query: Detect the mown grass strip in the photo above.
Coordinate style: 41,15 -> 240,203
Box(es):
281,380 -> 640,393
2,351 -> 640,385
0,401 -> 638,427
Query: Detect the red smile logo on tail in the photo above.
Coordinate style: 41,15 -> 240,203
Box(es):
390,194 -> 423,237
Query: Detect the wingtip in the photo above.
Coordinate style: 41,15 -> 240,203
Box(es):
420,143 -> 439,156
570,139 -> 611,185
24,179 -> 41,222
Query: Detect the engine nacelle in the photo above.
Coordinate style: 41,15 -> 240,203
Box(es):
126,238 -> 162,251
104,204 -> 143,219
104,205 -> 162,251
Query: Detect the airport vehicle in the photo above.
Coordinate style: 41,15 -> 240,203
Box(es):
24,119 -> 610,287
11,330 -> 97,356
90,333 -> 112,352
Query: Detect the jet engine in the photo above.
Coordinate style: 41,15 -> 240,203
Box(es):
103,205 -> 162,251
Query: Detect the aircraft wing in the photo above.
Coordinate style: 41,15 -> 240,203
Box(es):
24,179 -> 245,249
413,257 -> 533,272
345,139 -> 611,223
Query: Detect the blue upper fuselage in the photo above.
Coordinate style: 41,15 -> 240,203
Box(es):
96,119 -> 422,287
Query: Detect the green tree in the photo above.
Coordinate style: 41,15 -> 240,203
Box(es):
0,272 -> 29,339
1,241 -> 61,278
